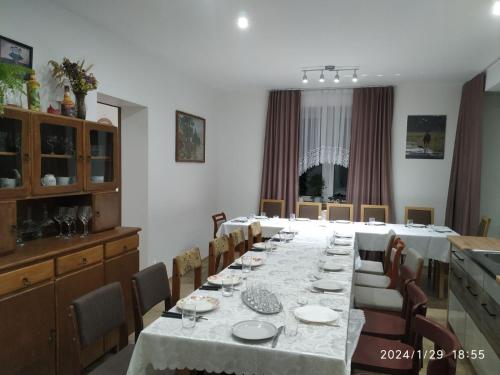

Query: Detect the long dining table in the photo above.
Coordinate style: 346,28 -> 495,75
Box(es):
127,220 -> 365,375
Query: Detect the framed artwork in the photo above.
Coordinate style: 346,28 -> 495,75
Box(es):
175,110 -> 205,163
0,35 -> 33,68
405,115 -> 446,159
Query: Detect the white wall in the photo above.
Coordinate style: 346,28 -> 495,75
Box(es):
480,93 -> 500,237
392,83 -> 462,225
1,0 -> 220,268
215,89 -> 268,217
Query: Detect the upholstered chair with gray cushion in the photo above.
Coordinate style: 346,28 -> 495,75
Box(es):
404,206 -> 434,225
403,247 -> 424,282
326,203 -> 353,221
260,199 -> 285,218
360,204 -> 389,223
296,202 -> 322,220
357,232 -> 396,275
132,263 -> 172,341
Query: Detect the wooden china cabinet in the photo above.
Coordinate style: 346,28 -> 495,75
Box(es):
0,106 -> 138,375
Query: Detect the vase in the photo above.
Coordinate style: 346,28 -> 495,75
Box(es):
75,93 -> 86,120
27,73 -> 41,111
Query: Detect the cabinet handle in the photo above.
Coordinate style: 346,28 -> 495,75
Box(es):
466,285 -> 478,297
481,303 -> 497,317
23,153 -> 30,162
451,251 -> 464,262
80,257 -> 88,265
450,269 -> 462,280
10,224 -> 17,233
22,277 -> 30,287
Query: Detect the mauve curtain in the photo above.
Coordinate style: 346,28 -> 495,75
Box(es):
260,90 -> 301,216
445,73 -> 485,235
346,87 -> 394,221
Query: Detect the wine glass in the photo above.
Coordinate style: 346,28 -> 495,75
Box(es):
78,206 -> 92,237
69,206 -> 79,235
63,207 -> 76,239
53,207 -> 65,238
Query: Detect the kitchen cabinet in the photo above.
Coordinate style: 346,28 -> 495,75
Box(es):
0,200 -> 16,255
448,292 -> 466,345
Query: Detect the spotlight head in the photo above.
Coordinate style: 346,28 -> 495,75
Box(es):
302,72 -> 308,84
237,16 -> 249,29
319,71 -> 325,83
352,70 -> 358,83
334,72 -> 340,83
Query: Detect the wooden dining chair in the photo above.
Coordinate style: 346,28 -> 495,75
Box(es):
248,221 -> 263,249
296,202 -> 322,220
260,199 -> 285,218
355,238 -> 406,289
172,247 -> 202,304
68,283 -> 133,375
361,204 -> 390,223
357,232 -> 397,275
326,203 -> 353,221
229,228 -> 246,255
404,206 -> 434,225
208,235 -> 235,276
477,216 -> 491,237
132,263 -> 172,341
211,212 -> 227,238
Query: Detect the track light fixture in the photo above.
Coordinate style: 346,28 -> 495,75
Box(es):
299,65 -> 360,84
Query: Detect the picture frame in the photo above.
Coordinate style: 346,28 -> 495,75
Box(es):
175,110 -> 206,163
405,115 -> 446,159
0,35 -> 33,68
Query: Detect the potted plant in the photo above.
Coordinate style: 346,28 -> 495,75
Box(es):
48,58 -> 98,119
0,63 -> 32,115
309,174 -> 325,202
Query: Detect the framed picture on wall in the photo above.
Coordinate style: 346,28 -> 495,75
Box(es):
405,115 -> 446,159
175,110 -> 206,163
0,35 -> 33,68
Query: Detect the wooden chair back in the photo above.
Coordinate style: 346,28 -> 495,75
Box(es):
208,235 -> 235,276
296,202 -> 322,220
382,232 -> 397,272
172,247 -> 202,304
477,216 -> 491,237
229,228 -> 246,255
326,203 -> 353,221
403,248 -> 424,284
212,212 -> 227,238
361,204 -> 389,223
260,199 -> 285,218
386,239 -> 406,289
68,282 -> 128,375
401,282 -> 428,344
404,206 -> 434,225
131,263 -> 171,341
248,222 -> 262,249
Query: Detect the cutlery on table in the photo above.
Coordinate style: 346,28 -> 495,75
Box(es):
272,325 -> 284,348
200,285 -> 221,291
162,311 -> 208,321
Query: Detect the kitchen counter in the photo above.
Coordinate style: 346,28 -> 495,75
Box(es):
448,235 -> 500,251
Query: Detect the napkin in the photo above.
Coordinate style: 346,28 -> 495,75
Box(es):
162,311 -> 182,319
200,285 -> 221,291
228,264 -> 243,270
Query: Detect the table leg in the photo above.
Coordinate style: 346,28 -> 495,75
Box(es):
437,261 -> 448,299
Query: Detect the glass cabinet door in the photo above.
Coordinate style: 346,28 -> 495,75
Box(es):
32,114 -> 84,195
0,108 -> 30,198
85,122 -> 119,191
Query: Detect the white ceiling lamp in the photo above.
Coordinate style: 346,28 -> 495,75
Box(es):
333,71 -> 340,83
237,16 -> 249,29
352,70 -> 358,83
302,71 -> 308,84
319,71 -> 325,83
493,1 -> 500,15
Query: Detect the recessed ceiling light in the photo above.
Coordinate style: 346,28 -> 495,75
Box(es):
377,74 -> 384,77
493,1 -> 500,16
237,16 -> 249,29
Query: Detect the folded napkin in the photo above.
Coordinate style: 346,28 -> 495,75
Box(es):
228,264 -> 243,270
162,311 -> 182,319
200,285 -> 221,291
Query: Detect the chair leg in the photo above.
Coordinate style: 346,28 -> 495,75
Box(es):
427,259 -> 433,280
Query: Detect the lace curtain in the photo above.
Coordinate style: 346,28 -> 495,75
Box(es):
299,89 -> 353,176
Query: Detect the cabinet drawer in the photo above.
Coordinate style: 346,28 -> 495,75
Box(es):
56,245 -> 103,275
105,234 -> 139,259
0,260 -> 54,297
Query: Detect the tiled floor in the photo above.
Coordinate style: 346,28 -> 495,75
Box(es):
140,262 -> 477,375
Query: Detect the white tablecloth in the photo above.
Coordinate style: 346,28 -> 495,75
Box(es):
218,218 -> 458,263
128,222 -> 364,375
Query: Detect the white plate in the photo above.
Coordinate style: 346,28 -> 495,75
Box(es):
334,220 -> 351,224
294,305 -> 339,324
235,256 -> 264,267
254,215 -> 268,220
335,233 -> 353,239
433,226 -> 453,233
295,218 -> 310,221
409,224 -> 426,228
334,238 -> 352,246
232,320 -> 277,341
367,221 -> 385,226
252,242 -> 277,251
326,248 -> 350,255
207,274 -> 242,286
312,279 -> 344,292
176,295 -> 219,313
321,261 -> 344,272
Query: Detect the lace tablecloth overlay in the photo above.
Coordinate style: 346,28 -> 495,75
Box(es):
128,223 -> 364,375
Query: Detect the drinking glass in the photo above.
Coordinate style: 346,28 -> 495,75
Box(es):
284,308 -> 298,337
63,207 -> 76,239
78,206 -> 93,237
369,217 -> 375,225
249,213 -> 255,220
69,206 -> 78,235
407,219 -> 414,227
289,213 -> 296,221
242,255 -> 252,273
260,211 -> 266,217
53,207 -> 65,238
222,276 -> 234,297
182,301 -> 197,328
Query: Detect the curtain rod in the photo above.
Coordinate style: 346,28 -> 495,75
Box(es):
273,85 -> 392,92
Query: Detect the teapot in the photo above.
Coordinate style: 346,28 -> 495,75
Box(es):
41,174 -> 56,186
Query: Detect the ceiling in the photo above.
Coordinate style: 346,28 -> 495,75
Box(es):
51,0 -> 500,91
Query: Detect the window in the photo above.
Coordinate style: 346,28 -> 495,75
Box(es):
299,164 -> 348,202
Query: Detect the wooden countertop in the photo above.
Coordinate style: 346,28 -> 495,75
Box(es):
0,226 -> 140,272
448,235 -> 500,252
